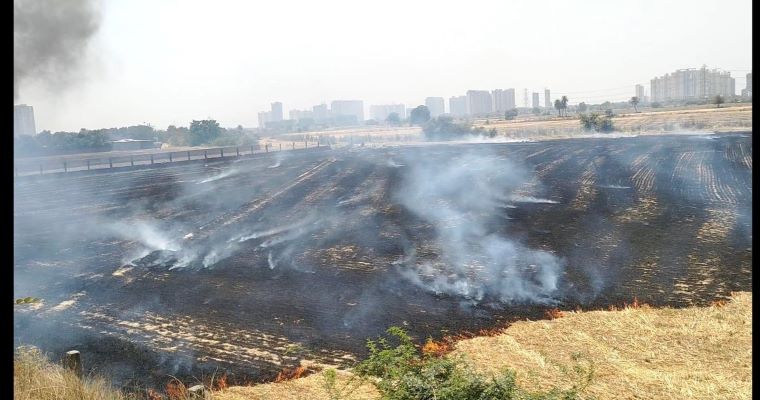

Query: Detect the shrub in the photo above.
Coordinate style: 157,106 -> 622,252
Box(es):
355,327 -> 585,400
579,113 -> 615,133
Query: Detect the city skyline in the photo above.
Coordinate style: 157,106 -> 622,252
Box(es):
14,0 -> 752,132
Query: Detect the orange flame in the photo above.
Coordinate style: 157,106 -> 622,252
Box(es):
147,388 -> 164,400
422,339 -> 451,357
165,380 -> 188,400
545,308 -> 565,319
214,373 -> 228,391
711,299 -> 728,308
274,366 -> 307,383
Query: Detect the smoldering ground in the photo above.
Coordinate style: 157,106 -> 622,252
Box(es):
14,134 -> 752,389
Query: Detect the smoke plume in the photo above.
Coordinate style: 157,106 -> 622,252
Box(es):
14,0 -> 101,99
392,148 -> 564,304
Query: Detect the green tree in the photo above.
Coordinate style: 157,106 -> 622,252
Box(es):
504,108 -> 518,120
560,95 -> 569,116
577,102 -> 588,113
630,96 -> 640,112
532,107 -> 541,115
188,120 -> 221,146
554,99 -> 562,116
714,95 -> 724,108
386,112 -> 401,126
409,105 -> 431,126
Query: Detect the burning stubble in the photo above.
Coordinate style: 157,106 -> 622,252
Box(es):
391,148 -> 564,305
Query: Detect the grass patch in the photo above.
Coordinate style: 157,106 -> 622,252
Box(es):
14,347 -> 133,400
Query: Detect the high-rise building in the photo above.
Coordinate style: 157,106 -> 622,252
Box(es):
449,96 -> 467,117
289,109 -> 314,120
532,92 -> 540,109
523,89 -> 528,107
635,84 -> 645,100
370,104 -> 405,121
466,90 -> 492,116
270,102 -> 283,122
650,66 -> 735,103
544,89 -> 551,108
330,100 -> 364,123
312,104 -> 329,121
258,111 -> 271,128
492,89 -> 516,112
742,72 -> 752,97
14,104 -> 36,136
424,97 -> 445,117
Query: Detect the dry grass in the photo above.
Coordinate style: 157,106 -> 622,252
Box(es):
474,105 -> 752,139
14,347 -> 133,400
454,292 -> 752,400
214,369 -> 379,400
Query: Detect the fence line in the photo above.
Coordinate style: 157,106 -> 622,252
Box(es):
14,142 -> 326,177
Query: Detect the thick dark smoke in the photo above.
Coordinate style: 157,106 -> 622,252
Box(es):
14,0 -> 101,99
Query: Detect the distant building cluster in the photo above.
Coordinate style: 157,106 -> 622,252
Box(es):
250,65 -> 748,133
258,86 -> 540,131
650,66 -> 735,103
14,104 -> 36,137
370,104 -> 405,121
492,89 -> 516,113
259,100 -> 364,130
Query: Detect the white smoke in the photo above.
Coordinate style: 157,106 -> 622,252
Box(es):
392,148 -> 563,304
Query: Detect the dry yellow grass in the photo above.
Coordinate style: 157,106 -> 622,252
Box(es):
14,347 -> 133,400
474,105 -> 752,140
214,369 -> 379,400
217,292 -> 751,400
454,292 -> 752,400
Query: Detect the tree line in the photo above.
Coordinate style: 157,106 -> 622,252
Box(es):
14,120 -> 258,156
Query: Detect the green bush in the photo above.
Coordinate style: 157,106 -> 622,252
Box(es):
579,113 -> 614,133
355,327 -> 587,400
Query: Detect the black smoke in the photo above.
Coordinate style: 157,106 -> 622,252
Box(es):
14,0 -> 101,100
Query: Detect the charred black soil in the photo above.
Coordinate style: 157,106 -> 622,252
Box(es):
14,134 -> 752,390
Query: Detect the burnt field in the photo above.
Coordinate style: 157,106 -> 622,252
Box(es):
14,133 -> 752,389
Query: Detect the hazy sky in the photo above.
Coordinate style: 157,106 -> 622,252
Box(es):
16,0 -> 753,132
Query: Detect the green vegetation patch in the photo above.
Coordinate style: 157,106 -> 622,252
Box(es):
353,327 -> 590,400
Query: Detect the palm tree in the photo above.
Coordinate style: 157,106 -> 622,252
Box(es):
560,96 -> 569,117
554,99 -> 562,116
630,96 -> 640,112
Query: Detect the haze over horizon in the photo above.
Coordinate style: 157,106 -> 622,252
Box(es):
14,0 -> 752,132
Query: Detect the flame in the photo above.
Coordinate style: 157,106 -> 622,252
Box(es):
711,299 -> 728,308
545,308 -> 565,319
274,366 -> 307,383
422,338 -> 451,357
214,373 -> 228,391
165,379 -> 188,400
146,388 -> 164,400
